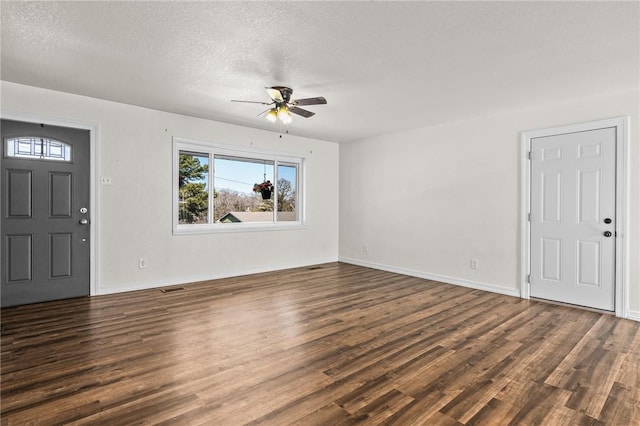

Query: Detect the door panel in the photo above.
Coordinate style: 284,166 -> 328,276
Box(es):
578,170 -> 600,222
541,238 -> 561,281
8,169 -> 32,217
1,119 -> 90,307
530,127 -> 616,311
577,240 -> 599,286
50,233 -> 72,278
50,172 -> 73,217
7,234 -> 32,282
542,172 -> 561,221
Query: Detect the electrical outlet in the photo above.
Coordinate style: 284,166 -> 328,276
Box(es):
139,258 -> 147,269
100,176 -> 112,185
363,244 -> 369,253
470,258 -> 479,270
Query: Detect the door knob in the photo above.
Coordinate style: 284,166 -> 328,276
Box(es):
603,231 -> 612,237
79,218 -> 89,225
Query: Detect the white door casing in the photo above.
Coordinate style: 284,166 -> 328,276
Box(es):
521,117 -> 629,317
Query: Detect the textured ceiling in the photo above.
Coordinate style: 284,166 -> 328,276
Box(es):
2,1 -> 638,143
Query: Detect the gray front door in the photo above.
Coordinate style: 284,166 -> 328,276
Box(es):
1,119 -> 90,307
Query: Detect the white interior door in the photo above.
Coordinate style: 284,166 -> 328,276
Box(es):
530,127 -> 616,311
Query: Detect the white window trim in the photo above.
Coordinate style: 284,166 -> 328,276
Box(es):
172,137 -> 305,234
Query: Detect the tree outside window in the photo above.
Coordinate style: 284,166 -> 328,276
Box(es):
178,152 -> 209,224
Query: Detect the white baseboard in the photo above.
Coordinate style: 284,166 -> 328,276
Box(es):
96,256 -> 339,295
626,310 -> 640,322
98,256 -> 634,322
338,257 -> 521,298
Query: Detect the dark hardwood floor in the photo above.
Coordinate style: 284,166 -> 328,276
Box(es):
2,262 -> 639,425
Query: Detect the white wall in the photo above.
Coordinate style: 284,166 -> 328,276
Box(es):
3,81 -> 638,319
339,89 -> 640,319
1,82 -> 340,294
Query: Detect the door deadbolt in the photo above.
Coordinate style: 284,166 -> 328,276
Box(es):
604,218 -> 612,224
603,231 -> 612,238
80,207 -> 88,214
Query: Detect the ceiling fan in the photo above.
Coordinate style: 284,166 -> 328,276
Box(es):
232,86 -> 327,124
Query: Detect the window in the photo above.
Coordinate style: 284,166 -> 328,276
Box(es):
178,151 -> 209,224
5,137 -> 72,161
174,138 -> 303,233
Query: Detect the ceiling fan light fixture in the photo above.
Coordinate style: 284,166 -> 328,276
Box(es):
232,86 -> 326,125
277,106 -> 292,124
265,108 -> 278,123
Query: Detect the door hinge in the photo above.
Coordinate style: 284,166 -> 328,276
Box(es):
527,274 -> 531,284
528,213 -> 531,222
528,151 -> 532,160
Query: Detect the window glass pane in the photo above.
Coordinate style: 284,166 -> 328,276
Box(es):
214,156 -> 274,223
6,137 -> 71,161
49,142 -> 63,158
34,140 -> 44,155
178,151 -> 209,224
277,163 -> 297,222
17,141 -> 32,155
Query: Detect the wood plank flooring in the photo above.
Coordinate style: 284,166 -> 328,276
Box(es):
2,262 -> 639,425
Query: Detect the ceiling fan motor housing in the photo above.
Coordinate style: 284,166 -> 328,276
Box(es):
271,86 -> 293,103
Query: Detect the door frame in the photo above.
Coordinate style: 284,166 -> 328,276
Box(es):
1,110 -> 99,297
520,116 -> 629,317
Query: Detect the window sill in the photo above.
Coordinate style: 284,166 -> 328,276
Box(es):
173,221 -> 306,235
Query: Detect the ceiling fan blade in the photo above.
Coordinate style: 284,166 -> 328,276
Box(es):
265,87 -> 284,103
289,107 -> 315,118
231,99 -> 272,105
292,96 -> 327,106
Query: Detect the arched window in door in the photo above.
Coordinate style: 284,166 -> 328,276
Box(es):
5,137 -> 72,161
